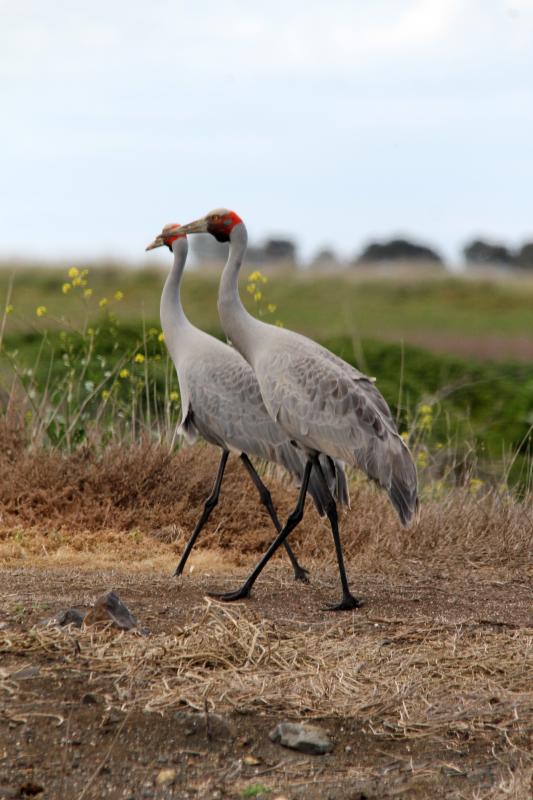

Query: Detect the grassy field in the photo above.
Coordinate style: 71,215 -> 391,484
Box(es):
1,265 -> 532,797
2,263 -> 533,353
1,263 -> 532,490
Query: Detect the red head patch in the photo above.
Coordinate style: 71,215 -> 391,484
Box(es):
206,209 -> 243,242
162,223 -> 186,250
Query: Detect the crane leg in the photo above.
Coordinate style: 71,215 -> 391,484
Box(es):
173,449 -> 229,577
209,459 -> 313,602
312,457 -> 362,611
239,453 -> 310,583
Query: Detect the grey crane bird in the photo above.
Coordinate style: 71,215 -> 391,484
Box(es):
145,224 -> 348,580
175,209 -> 419,610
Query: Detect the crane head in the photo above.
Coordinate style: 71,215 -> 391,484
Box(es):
178,209 -> 243,243
145,223 -> 186,252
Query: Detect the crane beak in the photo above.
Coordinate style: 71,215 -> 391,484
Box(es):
145,235 -> 165,251
176,216 -> 209,235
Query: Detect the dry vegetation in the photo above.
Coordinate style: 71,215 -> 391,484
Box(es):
1,429 -> 532,798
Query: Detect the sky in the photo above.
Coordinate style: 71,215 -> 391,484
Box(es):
1,0 -> 533,265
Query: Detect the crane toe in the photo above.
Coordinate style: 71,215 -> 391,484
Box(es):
324,593 -> 364,612
208,585 -> 252,602
293,565 -> 311,583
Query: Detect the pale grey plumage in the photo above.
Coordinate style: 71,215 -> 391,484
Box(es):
207,216 -> 418,527
254,328 -> 418,525
157,232 -> 347,516
174,209 -> 418,610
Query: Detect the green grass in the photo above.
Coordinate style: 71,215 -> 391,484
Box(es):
2,264 -> 533,345
1,264 -> 532,490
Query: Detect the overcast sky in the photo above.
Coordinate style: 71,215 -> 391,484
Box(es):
1,0 -> 532,264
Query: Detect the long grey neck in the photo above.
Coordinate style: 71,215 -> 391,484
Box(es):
160,238 -> 195,366
218,222 -> 264,365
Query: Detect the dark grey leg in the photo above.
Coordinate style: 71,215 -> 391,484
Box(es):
240,453 -> 310,583
173,449 -> 229,577
210,459 -> 314,602
312,456 -> 362,610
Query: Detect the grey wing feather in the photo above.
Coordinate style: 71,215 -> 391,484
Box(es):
184,348 -> 348,515
257,342 -> 418,526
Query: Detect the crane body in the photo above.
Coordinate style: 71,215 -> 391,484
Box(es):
146,225 -> 348,580
176,210 -> 419,610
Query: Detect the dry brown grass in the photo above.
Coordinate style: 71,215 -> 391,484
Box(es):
1,431 -> 531,575
1,432 -> 532,797
1,601 -> 531,761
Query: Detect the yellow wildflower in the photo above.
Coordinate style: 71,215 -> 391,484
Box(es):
419,414 -> 432,432
260,274 -> 268,284
267,303 -> 277,314
114,291 -> 124,301
275,320 -> 284,327
248,270 -> 261,282
419,404 -> 432,416
62,283 -> 72,294
158,332 -> 165,343
253,291 -> 262,302
134,353 -> 145,364
148,327 -> 158,337
84,288 -> 93,298
400,431 -> 409,442
416,450 -> 428,469
68,267 -> 80,278
99,298 -> 108,308
169,391 -> 179,402
246,283 -> 256,294
5,304 -> 14,314
119,369 -> 130,379
36,306 -> 47,317
469,478 -> 484,494
101,389 -> 110,400
72,277 -> 82,287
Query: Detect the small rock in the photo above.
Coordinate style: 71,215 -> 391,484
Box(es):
269,721 -> 333,755
17,783 -> 44,797
243,754 -> 262,766
11,666 -> 40,680
84,591 -> 137,630
57,608 -> 86,628
155,768 -> 176,787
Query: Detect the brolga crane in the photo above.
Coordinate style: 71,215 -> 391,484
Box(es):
145,224 -> 348,581
176,209 -> 419,611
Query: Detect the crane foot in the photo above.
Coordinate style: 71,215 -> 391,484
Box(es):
172,562 -> 186,578
293,566 -> 311,584
208,584 -> 252,602
324,593 -> 364,611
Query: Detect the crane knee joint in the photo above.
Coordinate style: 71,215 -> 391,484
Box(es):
204,495 -> 219,511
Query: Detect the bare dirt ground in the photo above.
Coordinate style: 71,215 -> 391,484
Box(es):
1,445 -> 532,799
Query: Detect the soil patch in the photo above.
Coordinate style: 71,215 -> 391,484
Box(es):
1,562 -> 532,799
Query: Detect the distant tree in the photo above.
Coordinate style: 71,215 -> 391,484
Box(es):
357,238 -> 442,264
463,239 -> 513,266
515,242 -> 533,269
263,238 -> 297,262
309,247 -> 340,270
